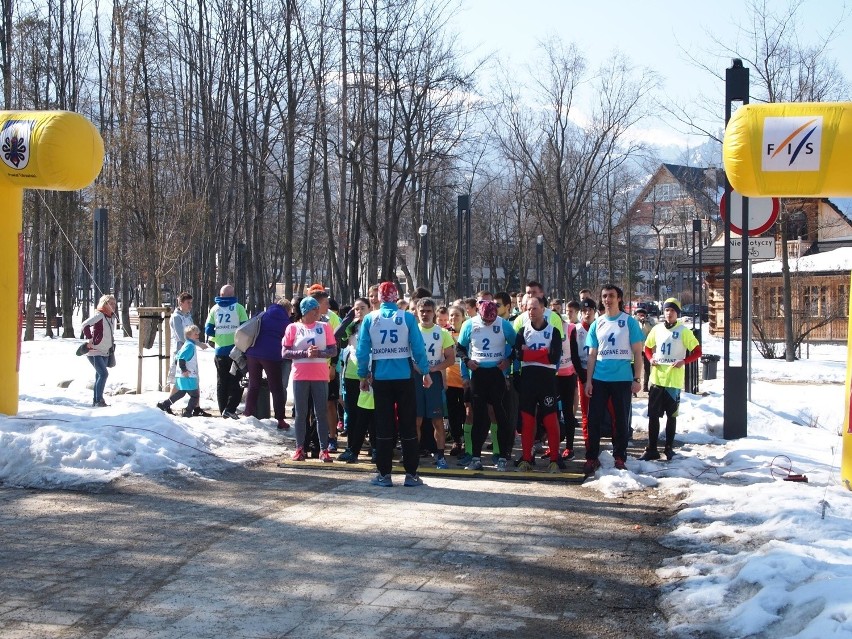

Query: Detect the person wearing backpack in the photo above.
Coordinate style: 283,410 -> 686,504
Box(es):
243,299 -> 291,429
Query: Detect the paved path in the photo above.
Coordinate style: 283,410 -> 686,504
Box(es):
0,462 -> 677,639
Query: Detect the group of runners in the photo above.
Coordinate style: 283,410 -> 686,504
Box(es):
157,279 -> 703,487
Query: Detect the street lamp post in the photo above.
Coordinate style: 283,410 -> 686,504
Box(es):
536,235 -> 544,284
418,223 -> 429,292
654,272 -> 660,300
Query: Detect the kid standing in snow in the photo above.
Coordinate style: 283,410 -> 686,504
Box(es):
157,325 -> 203,417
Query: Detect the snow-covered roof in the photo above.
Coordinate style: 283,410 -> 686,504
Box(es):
736,246 -> 852,275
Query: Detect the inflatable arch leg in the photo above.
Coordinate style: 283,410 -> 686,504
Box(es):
0,111 -> 104,416
0,185 -> 23,415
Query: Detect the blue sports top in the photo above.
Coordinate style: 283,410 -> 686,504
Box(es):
356,302 -> 429,380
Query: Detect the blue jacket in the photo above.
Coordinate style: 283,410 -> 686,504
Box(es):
356,303 -> 429,380
245,304 -> 291,362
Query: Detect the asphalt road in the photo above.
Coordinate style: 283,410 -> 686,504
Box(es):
0,459 -> 680,639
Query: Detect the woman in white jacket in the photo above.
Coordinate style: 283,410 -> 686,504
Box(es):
81,294 -> 117,407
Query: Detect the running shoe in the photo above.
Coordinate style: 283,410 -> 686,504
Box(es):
435,457 -> 449,470
156,401 -> 173,415
181,408 -> 193,418
327,438 -> 338,453
516,460 -> 532,472
547,460 -> 566,474
291,447 -> 306,461
222,409 -> 239,420
582,458 -> 601,477
640,448 -> 661,461
337,449 -> 357,462
614,456 -> 627,470
319,449 -> 333,463
449,443 -> 464,457
663,446 -> 675,461
193,406 -> 212,417
496,458 -> 508,472
337,420 -> 345,433
456,453 -> 473,466
403,473 -> 424,487
277,419 -> 290,430
561,448 -> 575,461
465,457 -> 483,471
371,473 -> 393,487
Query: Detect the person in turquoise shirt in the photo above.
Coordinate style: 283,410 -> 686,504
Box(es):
583,284 -> 645,476
356,282 -> 430,488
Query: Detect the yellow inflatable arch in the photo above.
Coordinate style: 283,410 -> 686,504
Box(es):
0,111 -> 104,416
723,101 -> 852,490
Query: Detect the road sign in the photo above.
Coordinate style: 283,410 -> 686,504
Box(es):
720,192 -> 780,236
729,237 -> 776,259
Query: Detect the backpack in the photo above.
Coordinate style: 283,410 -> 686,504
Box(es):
233,312 -> 264,352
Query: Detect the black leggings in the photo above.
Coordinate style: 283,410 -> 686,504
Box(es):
445,385 -> 466,444
373,377 -> 419,476
556,373 -> 579,450
343,377 -> 374,455
469,366 -> 512,459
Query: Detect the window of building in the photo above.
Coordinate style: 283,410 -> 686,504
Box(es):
837,284 -> 849,317
664,235 -> 678,249
770,286 -> 783,317
802,285 -> 827,317
788,210 -> 808,240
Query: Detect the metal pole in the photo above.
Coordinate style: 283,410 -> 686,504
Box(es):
723,59 -> 749,440
465,200 -> 472,297
418,224 -> 428,292
536,235 -> 543,284
457,195 -> 467,297
93,207 -> 108,298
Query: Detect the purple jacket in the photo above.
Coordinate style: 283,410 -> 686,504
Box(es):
245,304 -> 290,362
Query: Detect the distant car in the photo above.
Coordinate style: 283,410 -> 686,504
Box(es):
681,304 -> 709,322
636,301 -> 661,316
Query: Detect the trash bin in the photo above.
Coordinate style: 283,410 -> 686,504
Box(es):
255,376 -> 271,419
701,354 -> 720,380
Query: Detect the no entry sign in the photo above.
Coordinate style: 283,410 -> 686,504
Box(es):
720,192 -> 780,236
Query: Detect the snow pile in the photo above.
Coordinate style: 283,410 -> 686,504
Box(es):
582,336 -> 851,638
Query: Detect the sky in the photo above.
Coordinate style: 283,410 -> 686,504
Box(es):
2,321 -> 852,636
449,0 -> 852,158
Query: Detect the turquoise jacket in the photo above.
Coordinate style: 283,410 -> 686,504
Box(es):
356,303 -> 429,381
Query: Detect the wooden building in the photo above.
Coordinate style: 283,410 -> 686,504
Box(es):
699,198 -> 852,342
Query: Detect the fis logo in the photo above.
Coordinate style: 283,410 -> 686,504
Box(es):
762,116 -> 822,171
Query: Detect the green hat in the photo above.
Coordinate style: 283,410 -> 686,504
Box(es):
663,298 -> 681,313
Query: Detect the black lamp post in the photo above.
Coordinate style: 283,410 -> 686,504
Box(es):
536,235 -> 544,284
418,223 -> 429,292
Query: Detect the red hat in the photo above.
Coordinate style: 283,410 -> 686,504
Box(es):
307,283 -> 325,295
378,281 -> 399,303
